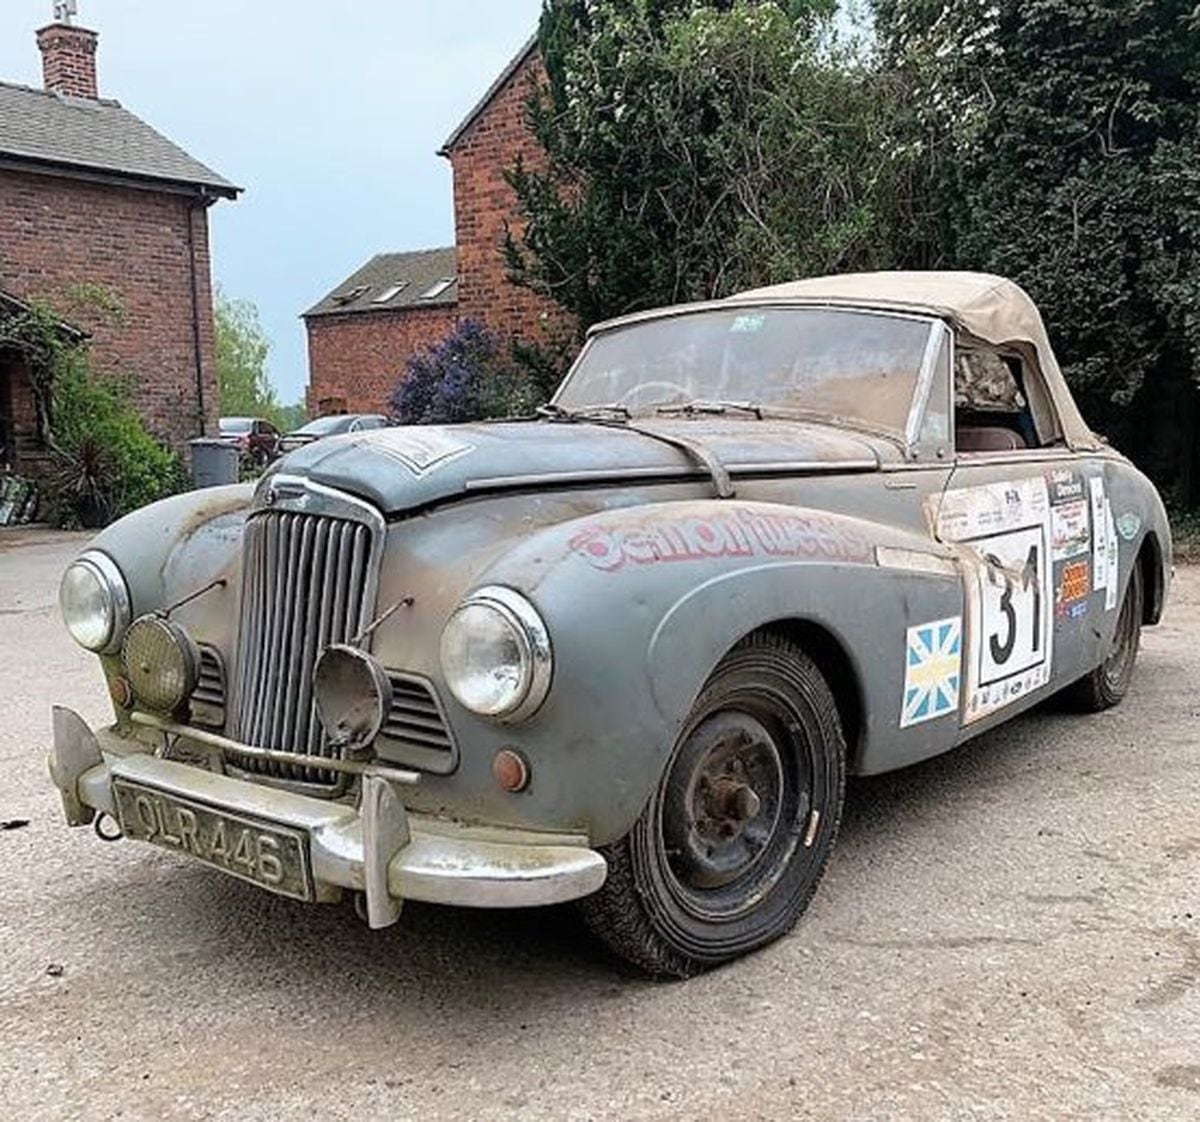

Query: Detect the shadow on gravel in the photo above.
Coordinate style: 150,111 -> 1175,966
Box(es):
840,704 -> 1065,847
60,704 -> 1083,1032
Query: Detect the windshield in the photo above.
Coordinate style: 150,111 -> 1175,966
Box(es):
557,307 -> 934,433
295,415 -> 351,436
220,418 -> 253,434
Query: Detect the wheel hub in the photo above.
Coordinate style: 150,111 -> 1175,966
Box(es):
663,712 -> 786,891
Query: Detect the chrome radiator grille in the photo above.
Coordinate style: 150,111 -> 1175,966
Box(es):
229,510 -> 375,784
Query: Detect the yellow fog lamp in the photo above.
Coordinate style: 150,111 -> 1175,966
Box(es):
121,615 -> 200,715
313,645 -> 393,758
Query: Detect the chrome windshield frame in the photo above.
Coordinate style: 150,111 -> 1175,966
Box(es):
903,320 -> 954,462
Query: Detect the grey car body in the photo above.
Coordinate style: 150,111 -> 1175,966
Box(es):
278,413 -> 389,454
50,272 -> 1171,975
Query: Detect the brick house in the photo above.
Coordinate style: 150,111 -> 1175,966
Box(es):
0,15 -> 239,477
304,37 -> 565,416
303,248 -> 460,418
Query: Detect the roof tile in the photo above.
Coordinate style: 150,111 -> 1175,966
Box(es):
304,247 -> 459,318
0,81 -> 239,197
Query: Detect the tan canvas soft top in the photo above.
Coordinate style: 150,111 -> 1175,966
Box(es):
730,271 -> 1100,450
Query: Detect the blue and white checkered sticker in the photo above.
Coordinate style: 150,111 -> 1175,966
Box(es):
901,616 -> 963,728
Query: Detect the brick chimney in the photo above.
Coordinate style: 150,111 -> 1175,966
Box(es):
37,21 -> 99,99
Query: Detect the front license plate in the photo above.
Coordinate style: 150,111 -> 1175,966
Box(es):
113,780 -> 314,902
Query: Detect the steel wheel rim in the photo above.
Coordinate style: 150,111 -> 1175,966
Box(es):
657,704 -> 809,921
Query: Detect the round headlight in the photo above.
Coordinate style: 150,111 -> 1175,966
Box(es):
440,587 -> 552,721
121,616 -> 199,714
59,552 -> 131,653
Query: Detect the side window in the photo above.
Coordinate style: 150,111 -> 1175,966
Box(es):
954,346 -> 1044,453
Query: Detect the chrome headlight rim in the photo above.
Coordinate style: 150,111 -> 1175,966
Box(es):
60,550 -> 132,654
440,585 -> 552,723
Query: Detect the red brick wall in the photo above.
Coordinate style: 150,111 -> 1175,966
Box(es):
0,166 -> 219,453
446,51 -> 573,347
305,305 -> 458,416
37,23 -> 99,100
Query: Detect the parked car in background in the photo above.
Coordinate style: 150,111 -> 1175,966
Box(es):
278,413 -> 390,454
218,417 -> 280,466
50,273 -> 1170,978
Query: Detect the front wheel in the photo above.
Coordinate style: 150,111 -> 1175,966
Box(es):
579,633 -> 846,978
1067,562 -> 1143,711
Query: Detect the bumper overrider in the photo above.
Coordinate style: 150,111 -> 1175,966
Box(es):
49,707 -> 607,927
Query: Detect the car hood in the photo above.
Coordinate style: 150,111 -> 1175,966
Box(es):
270,419 -> 890,516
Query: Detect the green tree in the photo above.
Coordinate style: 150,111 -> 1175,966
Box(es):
505,0 -> 922,335
875,0 -> 1200,502
215,289 -> 278,417
214,289 -> 308,433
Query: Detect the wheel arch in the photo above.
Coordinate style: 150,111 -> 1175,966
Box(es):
756,618 -> 865,772
1138,531 -> 1166,625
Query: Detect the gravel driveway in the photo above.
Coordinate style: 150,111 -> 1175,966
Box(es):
1,530 -> 1196,1121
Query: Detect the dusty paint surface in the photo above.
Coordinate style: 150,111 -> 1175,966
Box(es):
3,534 -> 1197,1120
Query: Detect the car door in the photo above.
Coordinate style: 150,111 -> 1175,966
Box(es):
934,340 -> 1100,730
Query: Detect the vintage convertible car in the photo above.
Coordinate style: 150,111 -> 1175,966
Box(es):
51,272 -> 1171,977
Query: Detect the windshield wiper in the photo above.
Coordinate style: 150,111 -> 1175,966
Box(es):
655,400 -> 763,419
537,402 -> 734,499
537,402 -> 631,422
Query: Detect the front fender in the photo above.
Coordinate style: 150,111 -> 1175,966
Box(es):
466,499 -> 965,840
80,485 -> 254,644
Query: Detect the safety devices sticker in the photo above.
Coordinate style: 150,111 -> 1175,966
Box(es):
901,617 -> 963,728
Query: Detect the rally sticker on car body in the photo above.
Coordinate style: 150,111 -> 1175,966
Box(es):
1089,477 -> 1120,612
900,616 -> 962,728
937,478 -> 1054,723
1048,469 -> 1091,562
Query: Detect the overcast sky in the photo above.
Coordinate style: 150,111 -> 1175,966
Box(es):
0,0 -> 544,406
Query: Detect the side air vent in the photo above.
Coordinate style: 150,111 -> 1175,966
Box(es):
191,645 -> 226,729
377,674 -> 458,776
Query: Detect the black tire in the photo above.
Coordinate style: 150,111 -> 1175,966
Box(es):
579,632 -> 846,978
1067,561 -> 1143,712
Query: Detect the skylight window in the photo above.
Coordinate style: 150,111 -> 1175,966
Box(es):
419,277 -> 456,301
373,282 -> 409,304
332,285 -> 369,306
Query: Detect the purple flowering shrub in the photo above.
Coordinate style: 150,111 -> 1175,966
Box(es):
390,319 -> 541,425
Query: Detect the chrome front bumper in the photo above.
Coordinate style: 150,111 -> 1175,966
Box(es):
49,707 -> 607,927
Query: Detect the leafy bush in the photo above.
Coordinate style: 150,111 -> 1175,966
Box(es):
390,320 -> 546,425
876,0 -> 1200,504
49,357 -> 185,527
505,0 -> 915,333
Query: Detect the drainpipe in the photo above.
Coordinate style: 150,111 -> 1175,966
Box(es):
186,190 -> 211,436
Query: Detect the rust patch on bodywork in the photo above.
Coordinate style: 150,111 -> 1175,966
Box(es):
177,488 -> 254,543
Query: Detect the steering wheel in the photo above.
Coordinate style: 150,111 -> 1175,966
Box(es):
617,380 -> 690,410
